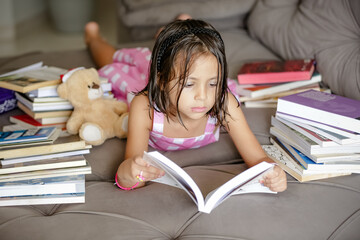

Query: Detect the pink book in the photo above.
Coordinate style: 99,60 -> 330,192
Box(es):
237,59 -> 315,85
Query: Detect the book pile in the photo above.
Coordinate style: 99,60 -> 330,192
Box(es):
236,59 -> 329,108
0,134 -> 92,206
264,89 -> 360,182
0,62 -> 113,133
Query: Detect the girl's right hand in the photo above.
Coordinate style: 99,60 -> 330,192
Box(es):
116,155 -> 165,188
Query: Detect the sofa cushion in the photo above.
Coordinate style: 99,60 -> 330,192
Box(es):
221,29 -> 280,79
117,0 -> 257,40
248,0 -> 360,100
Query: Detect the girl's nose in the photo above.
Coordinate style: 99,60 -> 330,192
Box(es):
195,86 -> 207,100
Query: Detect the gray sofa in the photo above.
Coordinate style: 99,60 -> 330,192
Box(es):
1,0 -> 360,239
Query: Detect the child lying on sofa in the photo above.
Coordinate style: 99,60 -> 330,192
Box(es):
84,18 -> 287,192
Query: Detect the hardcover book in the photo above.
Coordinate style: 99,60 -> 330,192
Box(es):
17,101 -> 72,119
279,139 -> 360,172
1,148 -> 90,166
237,59 -> 315,85
270,125 -> 360,156
15,92 -> 73,112
143,151 -> 275,214
277,89 -> 360,134
237,72 -> 321,99
0,127 -> 58,145
27,85 -> 58,98
0,192 -> 85,206
275,114 -> 360,145
9,114 -> 67,130
0,136 -> 88,159
0,155 -> 87,175
0,66 -> 67,93
275,112 -> 360,140
0,162 -> 91,182
0,174 -> 85,197
273,116 -> 337,147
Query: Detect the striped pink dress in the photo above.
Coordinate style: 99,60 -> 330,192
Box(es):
149,110 -> 220,151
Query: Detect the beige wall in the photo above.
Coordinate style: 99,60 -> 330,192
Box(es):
0,0 -> 46,40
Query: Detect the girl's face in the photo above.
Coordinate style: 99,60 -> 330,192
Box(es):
169,53 -> 219,123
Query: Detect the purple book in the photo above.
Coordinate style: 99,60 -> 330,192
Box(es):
0,88 -> 16,114
276,90 -> 360,134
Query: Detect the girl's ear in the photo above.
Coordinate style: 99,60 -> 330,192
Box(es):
57,83 -> 68,99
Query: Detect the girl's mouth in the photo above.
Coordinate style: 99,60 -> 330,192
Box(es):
191,107 -> 207,113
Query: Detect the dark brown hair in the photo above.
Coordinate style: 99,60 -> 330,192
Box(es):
139,19 -> 229,126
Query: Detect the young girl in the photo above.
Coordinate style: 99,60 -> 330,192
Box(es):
85,19 -> 287,192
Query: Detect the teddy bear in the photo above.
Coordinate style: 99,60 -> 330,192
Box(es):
57,68 -> 128,146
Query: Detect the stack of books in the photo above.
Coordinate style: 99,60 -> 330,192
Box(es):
0,62 -> 113,133
0,134 -> 92,206
236,59 -> 329,108
263,89 -> 360,182
0,62 -> 71,130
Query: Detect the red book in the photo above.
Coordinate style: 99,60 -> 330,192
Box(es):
237,59 -> 315,85
9,114 -> 66,129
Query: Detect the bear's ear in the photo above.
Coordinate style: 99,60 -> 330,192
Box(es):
57,83 -> 68,99
89,68 -> 98,75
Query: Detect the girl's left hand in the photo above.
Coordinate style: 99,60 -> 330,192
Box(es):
260,165 -> 287,192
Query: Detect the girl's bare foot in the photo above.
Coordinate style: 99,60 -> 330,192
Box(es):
84,21 -> 116,68
155,14 -> 192,38
84,21 -> 102,46
176,13 -> 192,21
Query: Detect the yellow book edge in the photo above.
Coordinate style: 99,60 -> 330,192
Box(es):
0,139 -> 89,159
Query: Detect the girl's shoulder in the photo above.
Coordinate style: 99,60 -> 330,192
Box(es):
130,93 -> 149,107
226,93 -> 241,112
129,94 -> 154,130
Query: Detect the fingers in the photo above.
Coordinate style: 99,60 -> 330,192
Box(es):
132,156 -> 165,181
260,165 -> 287,192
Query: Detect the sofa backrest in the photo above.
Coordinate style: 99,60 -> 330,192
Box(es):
248,0 -> 360,100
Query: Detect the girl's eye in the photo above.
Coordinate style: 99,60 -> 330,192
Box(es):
185,82 -> 194,87
210,82 -> 218,87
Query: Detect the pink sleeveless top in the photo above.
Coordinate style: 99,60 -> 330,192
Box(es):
149,110 -> 220,151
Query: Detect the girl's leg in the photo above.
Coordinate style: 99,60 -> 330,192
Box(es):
84,22 -> 116,68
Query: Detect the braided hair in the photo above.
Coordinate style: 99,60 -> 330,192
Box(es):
139,19 -> 229,127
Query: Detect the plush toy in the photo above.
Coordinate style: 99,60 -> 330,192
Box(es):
57,68 -> 128,145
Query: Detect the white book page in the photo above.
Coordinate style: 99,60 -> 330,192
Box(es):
22,66 -> 67,80
0,62 -> 43,77
202,161 -> 274,213
143,151 -> 205,209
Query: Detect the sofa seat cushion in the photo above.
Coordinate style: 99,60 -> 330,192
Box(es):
248,0 -> 360,100
1,166 -> 360,240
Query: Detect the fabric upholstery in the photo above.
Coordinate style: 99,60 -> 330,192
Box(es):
248,0 -> 360,99
117,0 -> 257,40
1,1 -> 360,239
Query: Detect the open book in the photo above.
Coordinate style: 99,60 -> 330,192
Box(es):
143,151 -> 276,214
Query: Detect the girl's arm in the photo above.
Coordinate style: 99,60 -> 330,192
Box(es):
116,95 -> 164,188
224,94 -> 287,192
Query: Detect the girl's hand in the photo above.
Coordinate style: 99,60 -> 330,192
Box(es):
260,165 -> 287,192
117,155 -> 165,188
